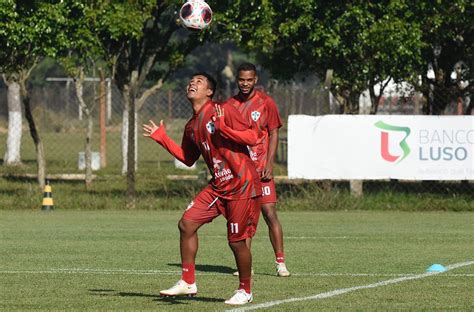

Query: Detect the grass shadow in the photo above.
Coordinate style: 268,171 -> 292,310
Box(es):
153,295 -> 223,304
167,263 -> 234,274
89,283 -> 226,304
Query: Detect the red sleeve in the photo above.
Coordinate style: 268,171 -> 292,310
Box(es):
150,124 -> 200,166
214,104 -> 258,146
265,96 -> 282,131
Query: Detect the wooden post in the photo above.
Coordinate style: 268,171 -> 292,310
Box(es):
350,180 -> 363,197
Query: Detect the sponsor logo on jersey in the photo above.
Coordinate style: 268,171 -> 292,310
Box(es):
251,111 -> 261,122
247,146 -> 258,161
212,157 -> 233,182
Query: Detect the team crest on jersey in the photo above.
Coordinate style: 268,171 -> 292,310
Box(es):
206,121 -> 215,134
212,157 -> 222,170
251,111 -> 261,122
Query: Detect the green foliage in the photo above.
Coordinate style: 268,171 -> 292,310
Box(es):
413,1 -> 473,92
213,0 -> 471,111
0,0 -> 69,73
0,175 -> 472,211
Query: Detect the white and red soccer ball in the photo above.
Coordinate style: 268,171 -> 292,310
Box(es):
179,0 -> 213,31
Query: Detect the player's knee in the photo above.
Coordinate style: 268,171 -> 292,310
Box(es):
262,206 -> 279,224
178,218 -> 192,234
179,218 -> 201,236
228,239 -> 246,252
178,219 -> 185,232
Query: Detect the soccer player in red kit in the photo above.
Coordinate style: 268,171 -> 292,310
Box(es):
143,72 -> 262,305
226,63 -> 290,277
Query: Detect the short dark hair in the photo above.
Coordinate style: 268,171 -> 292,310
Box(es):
192,72 -> 217,98
237,62 -> 257,74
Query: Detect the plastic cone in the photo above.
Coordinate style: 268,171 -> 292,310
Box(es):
42,180 -> 54,211
426,264 -> 446,272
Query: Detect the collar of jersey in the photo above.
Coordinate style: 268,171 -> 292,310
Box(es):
193,100 -> 214,116
237,89 -> 260,103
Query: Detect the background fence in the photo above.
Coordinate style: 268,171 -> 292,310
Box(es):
0,78 -> 473,199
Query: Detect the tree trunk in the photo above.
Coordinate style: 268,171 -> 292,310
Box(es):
369,84 -> 379,115
106,78 -> 112,121
370,78 -> 391,115
349,92 -> 360,114
20,75 -> 45,190
121,85 -> 130,176
126,71 -> 139,208
321,69 -> 333,115
3,75 -> 22,165
121,85 -> 138,176
99,69 -> 107,168
74,70 -> 94,189
85,112 -> 94,189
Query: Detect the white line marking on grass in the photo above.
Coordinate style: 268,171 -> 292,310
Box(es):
0,268 -> 473,278
225,261 -> 474,312
0,268 -> 181,275
205,235 -> 351,240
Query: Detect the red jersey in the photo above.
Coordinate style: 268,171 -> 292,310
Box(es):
151,100 -> 262,200
226,90 -> 282,172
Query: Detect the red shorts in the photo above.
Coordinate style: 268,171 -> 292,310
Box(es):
182,185 -> 261,242
261,179 -> 277,204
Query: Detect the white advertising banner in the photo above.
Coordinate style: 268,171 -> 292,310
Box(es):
288,115 -> 474,180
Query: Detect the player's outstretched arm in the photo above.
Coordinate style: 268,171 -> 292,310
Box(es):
213,104 -> 258,146
143,120 -> 197,166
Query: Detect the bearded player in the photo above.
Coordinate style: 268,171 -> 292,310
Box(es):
226,63 -> 290,277
143,72 -> 261,305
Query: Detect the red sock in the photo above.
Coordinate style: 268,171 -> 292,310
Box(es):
181,263 -> 195,284
239,277 -> 251,294
276,252 -> 285,263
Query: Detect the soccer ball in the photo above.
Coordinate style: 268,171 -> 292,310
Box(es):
179,0 -> 213,31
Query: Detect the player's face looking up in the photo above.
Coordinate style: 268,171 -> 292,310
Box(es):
187,75 -> 213,101
237,70 -> 258,96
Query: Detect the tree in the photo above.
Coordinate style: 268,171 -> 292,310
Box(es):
412,1 -> 473,115
59,2 -> 105,189
1,1 -> 24,166
215,1 -> 426,114
0,0 -> 68,189
84,0 -> 201,206
2,72 -> 22,165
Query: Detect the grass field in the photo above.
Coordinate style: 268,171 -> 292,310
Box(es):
1,210 -> 473,311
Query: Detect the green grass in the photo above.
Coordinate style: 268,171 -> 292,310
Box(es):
2,122 -> 472,212
1,210 -> 473,311
0,126 -> 190,175
0,176 -> 473,211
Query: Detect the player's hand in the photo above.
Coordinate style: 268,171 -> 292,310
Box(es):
261,162 -> 274,181
142,120 -> 164,137
214,104 -> 224,119
212,104 -> 227,131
